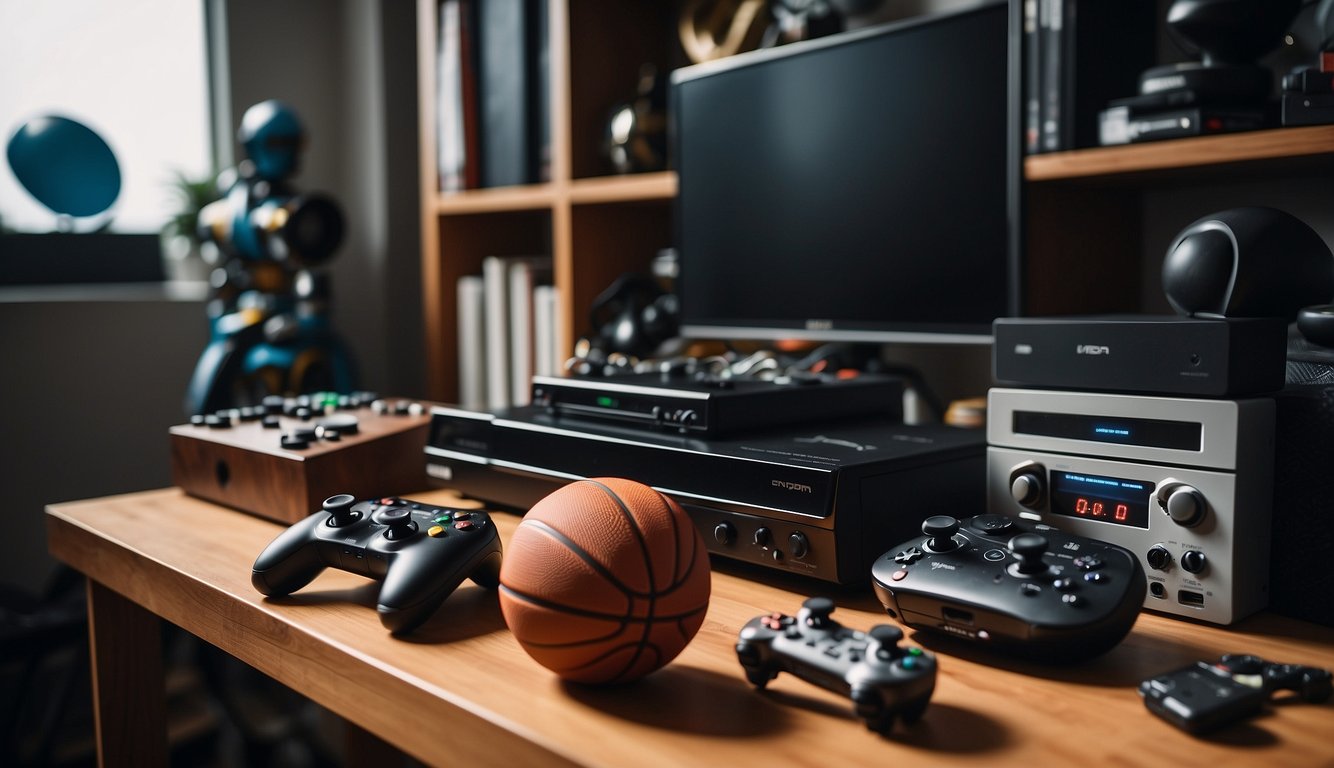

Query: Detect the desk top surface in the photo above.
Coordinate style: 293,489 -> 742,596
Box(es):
47,488 -> 1334,768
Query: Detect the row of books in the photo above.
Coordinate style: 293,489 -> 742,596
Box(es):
437,0 -> 550,192
1023,0 -> 1156,154
457,255 -> 563,412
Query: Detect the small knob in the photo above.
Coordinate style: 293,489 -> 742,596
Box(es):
788,532 -> 810,559
713,522 -> 736,545
1181,550 -> 1207,574
799,596 -> 835,629
1008,533 -> 1051,575
922,515 -> 960,552
1159,483 -> 1207,527
1146,545 -> 1173,571
322,494 -> 359,527
753,527 -> 773,549
1010,473 -> 1044,507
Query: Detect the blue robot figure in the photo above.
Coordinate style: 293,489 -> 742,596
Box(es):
185,100 -> 357,415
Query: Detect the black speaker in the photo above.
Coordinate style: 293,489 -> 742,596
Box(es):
1162,206 -> 1334,321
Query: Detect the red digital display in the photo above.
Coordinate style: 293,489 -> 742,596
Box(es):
1050,472 -> 1153,529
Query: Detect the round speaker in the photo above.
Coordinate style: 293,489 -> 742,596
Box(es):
1162,206 -> 1334,321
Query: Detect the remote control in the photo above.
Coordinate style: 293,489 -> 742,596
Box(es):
735,597 -> 936,734
252,494 -> 503,634
870,514 -> 1146,661
1140,655 -> 1332,734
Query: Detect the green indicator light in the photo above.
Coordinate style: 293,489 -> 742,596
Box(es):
596,396 -> 618,408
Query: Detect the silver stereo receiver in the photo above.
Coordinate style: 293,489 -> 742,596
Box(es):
986,388 -> 1275,625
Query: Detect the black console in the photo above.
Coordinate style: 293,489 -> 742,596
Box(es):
870,514 -> 1146,661
427,405 -> 986,584
251,494 -> 503,635
735,597 -> 936,734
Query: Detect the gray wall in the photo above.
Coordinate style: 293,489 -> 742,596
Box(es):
1,287 -> 209,595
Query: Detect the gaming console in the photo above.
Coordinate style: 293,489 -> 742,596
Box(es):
870,514 -> 1146,661
426,405 -> 986,584
171,393 -> 433,524
992,316 -> 1288,397
736,597 -> 936,734
1139,654 -> 1333,734
986,388 -> 1275,625
529,370 -> 903,437
251,493 -> 503,634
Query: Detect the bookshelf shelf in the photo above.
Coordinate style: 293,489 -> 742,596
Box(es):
568,171 -> 677,205
434,184 -> 560,215
1025,125 -> 1334,182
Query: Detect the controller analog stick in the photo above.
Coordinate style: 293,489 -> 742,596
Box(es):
323,494 -> 359,527
799,596 -> 835,629
1009,532 -> 1051,575
922,515 -> 961,552
372,505 -> 417,540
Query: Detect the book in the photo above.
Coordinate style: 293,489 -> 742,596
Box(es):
457,274 -> 487,410
533,283 -> 561,378
482,255 -> 552,410
1023,0 -> 1041,154
508,257 -> 553,405
437,0 -> 464,192
477,0 -> 541,187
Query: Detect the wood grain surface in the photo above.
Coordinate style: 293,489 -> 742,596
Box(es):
48,488 -> 1334,767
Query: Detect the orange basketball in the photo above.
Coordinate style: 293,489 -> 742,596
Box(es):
498,477 -> 712,684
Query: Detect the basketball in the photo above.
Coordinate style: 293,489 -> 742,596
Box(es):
498,477 -> 712,684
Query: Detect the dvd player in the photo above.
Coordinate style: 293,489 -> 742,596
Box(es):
426,405 -> 985,584
529,371 -> 904,437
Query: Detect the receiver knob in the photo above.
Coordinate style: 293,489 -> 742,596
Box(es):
713,522 -> 736,546
1181,550 -> 1208,574
1146,545 -> 1173,571
1158,483 -> 1207,527
1010,471 -> 1045,508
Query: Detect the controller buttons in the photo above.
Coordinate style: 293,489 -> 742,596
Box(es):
453,511 -> 474,520
894,547 -> 924,565
890,569 -> 908,582
261,415 -> 282,429
427,525 -> 447,538
899,656 -> 921,671
1073,555 -> 1105,571
1084,571 -> 1109,584
281,433 -> 310,450
454,520 -> 477,532
433,513 -> 453,525
1020,583 -> 1042,597
970,514 -> 1017,536
1053,577 -> 1077,592
982,548 -> 1007,562
1062,594 -> 1086,608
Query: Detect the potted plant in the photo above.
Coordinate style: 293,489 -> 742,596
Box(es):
161,170 -> 220,282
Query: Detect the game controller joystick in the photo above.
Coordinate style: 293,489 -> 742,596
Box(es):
735,597 -> 937,735
252,494 -> 503,634
871,514 -> 1146,662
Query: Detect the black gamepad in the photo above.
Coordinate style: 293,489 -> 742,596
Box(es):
252,494 -> 503,635
735,597 -> 937,735
870,514 -> 1146,662
1139,654 -> 1332,734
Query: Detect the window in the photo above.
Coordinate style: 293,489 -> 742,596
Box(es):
0,0 -> 212,283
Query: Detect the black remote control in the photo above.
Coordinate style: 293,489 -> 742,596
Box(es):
1140,655 -> 1332,734
735,597 -> 936,735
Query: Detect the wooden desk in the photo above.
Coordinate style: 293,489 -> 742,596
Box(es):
48,488 -> 1334,767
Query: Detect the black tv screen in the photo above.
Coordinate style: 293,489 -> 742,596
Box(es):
672,1 -> 1019,344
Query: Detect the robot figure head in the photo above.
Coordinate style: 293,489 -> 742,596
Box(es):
238,100 -> 304,181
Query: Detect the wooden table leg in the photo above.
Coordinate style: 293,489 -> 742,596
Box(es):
86,580 -> 167,767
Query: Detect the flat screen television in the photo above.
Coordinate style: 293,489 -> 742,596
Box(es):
671,0 -> 1020,344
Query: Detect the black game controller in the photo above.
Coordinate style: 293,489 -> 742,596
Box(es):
1140,654 -> 1333,734
252,494 -> 503,634
735,597 -> 937,735
871,514 -> 1146,662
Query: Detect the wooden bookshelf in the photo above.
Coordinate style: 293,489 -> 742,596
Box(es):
418,1 -> 1334,402
418,0 -> 679,402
